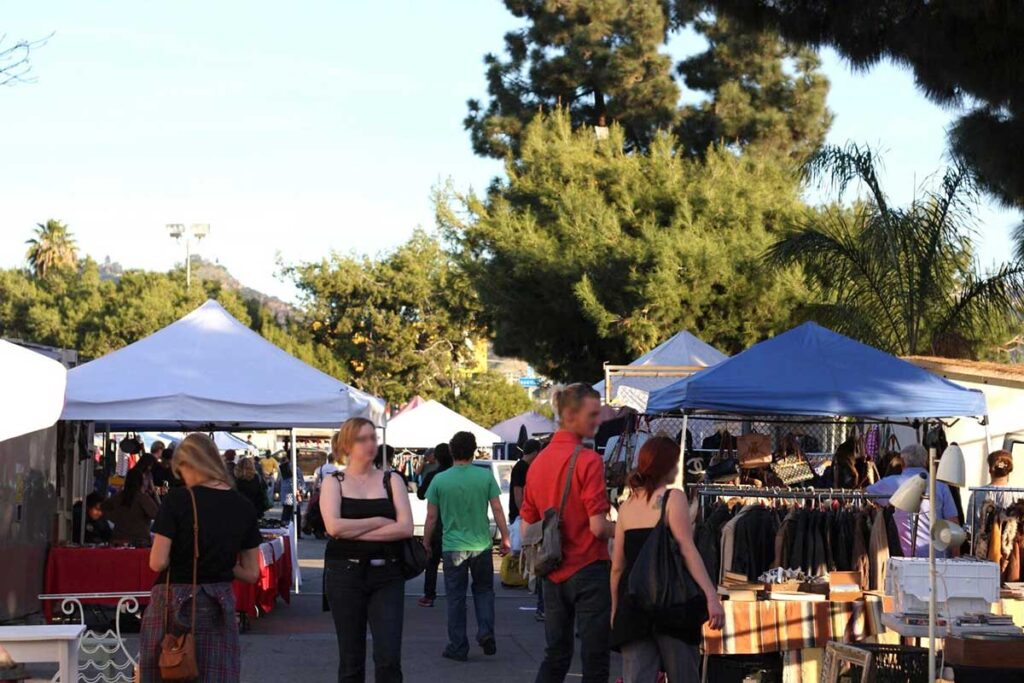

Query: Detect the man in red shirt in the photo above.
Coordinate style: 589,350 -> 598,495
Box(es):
520,383 -> 614,683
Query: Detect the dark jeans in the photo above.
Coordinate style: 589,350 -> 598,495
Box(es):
536,561 -> 611,683
423,532 -> 443,600
324,559 -> 405,683
441,550 -> 495,657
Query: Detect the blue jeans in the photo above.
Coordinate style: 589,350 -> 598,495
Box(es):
441,550 -> 495,657
535,561 -> 611,683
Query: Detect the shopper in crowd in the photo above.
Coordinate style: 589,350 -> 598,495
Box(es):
72,492 -> 113,544
520,383 -> 616,683
376,444 -> 409,487
320,417 -> 413,683
102,468 -> 159,546
235,457 -> 271,516
424,431 -> 511,661
417,442 -> 453,607
867,444 -> 960,557
149,441 -> 170,489
260,449 -> 280,502
278,451 -> 297,527
510,439 -> 545,620
967,450 -> 1017,534
140,433 -> 261,683
223,449 -> 238,478
611,437 -> 724,682
306,444 -> 345,539
416,448 -> 439,489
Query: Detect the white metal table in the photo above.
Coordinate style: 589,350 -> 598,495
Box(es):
0,624 -> 85,682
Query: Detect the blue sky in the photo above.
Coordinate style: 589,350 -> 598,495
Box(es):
1,1 -> 1018,301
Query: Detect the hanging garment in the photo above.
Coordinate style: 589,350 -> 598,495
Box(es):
988,514 -> 1003,566
851,511 -> 871,590
868,507 -> 891,591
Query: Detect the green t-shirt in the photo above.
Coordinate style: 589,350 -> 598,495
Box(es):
426,463 -> 500,552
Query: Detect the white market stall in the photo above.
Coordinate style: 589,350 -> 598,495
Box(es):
384,399 -> 501,450
595,329 -> 727,410
62,299 -> 386,594
0,339 -> 67,442
491,411 -> 557,444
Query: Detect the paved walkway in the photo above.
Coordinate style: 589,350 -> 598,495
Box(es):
240,534 -> 623,682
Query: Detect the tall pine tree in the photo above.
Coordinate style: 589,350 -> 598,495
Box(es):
466,1 -> 831,160
465,0 -> 680,159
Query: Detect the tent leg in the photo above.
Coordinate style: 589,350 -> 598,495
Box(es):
675,414 -> 688,491
290,428 -> 300,595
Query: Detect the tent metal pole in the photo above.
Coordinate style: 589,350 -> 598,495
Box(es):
290,427 -> 300,594
675,413 -> 689,491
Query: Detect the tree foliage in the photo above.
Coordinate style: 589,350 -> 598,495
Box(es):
766,144 -> 1024,358
441,110 -> 808,382
466,2 -> 831,161
26,219 -> 78,279
674,14 -> 831,160
465,0 -> 679,159
286,230 -> 485,403
687,0 -> 1024,211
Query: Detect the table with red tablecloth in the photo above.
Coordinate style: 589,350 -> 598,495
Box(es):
42,533 -> 291,620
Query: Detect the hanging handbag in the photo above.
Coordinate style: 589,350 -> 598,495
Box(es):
380,472 -> 428,580
158,487 -> 199,681
737,433 -> 772,469
627,490 -> 707,628
524,445 -> 582,577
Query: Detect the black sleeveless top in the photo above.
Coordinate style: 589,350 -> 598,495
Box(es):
324,472 -> 399,561
610,526 -> 702,648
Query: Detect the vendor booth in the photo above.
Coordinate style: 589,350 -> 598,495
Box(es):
596,329 -> 727,410
491,411 -> 557,444
45,300 -> 384,681
639,323 -> 1002,682
384,399 -> 500,450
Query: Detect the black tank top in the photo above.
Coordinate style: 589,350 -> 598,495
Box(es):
324,473 -> 399,561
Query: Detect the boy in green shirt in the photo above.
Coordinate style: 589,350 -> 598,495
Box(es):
424,431 -> 510,661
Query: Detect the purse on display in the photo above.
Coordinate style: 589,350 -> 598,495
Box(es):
737,433 -> 772,469
158,487 -> 199,681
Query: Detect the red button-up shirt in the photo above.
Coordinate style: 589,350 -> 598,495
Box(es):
519,430 -> 610,583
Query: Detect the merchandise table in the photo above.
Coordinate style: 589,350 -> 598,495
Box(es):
42,532 -> 292,620
701,595 -> 885,683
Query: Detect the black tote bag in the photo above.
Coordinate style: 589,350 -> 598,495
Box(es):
627,489 -> 708,631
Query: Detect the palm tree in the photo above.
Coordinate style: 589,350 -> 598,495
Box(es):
766,143 -> 1024,359
26,219 -> 78,278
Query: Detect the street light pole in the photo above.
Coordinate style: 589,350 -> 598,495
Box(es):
166,223 -> 210,291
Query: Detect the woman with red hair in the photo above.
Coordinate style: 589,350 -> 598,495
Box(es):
610,436 -> 724,682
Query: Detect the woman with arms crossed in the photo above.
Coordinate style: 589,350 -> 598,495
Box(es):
320,417 -> 414,683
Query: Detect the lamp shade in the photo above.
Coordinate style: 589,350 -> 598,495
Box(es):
932,520 -> 967,552
891,472 -> 927,513
936,443 -> 966,487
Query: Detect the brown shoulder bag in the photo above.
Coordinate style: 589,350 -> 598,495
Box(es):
159,487 -> 200,680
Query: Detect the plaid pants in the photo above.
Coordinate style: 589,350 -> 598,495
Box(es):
139,582 -> 239,682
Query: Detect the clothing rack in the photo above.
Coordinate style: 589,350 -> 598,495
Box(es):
968,485 -> 1024,494
695,484 -> 888,501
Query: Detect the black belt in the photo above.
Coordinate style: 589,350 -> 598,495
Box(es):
336,557 -> 397,567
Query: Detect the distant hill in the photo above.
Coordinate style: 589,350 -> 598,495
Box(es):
98,255 -> 296,322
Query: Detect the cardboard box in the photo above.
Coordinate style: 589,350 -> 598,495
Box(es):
829,570 -> 862,602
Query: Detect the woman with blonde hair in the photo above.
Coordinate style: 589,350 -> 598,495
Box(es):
320,417 -> 413,682
140,433 -> 262,682
235,457 -> 270,515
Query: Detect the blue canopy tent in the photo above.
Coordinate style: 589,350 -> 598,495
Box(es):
647,322 -> 986,418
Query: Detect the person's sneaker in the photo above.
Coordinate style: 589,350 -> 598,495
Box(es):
442,649 -> 468,662
417,597 -> 434,607
535,609 -> 545,622
480,638 -> 497,656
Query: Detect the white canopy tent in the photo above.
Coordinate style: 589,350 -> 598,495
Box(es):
62,300 -> 384,429
61,300 -> 386,594
594,330 -> 727,410
0,340 -> 68,442
384,400 -> 501,450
